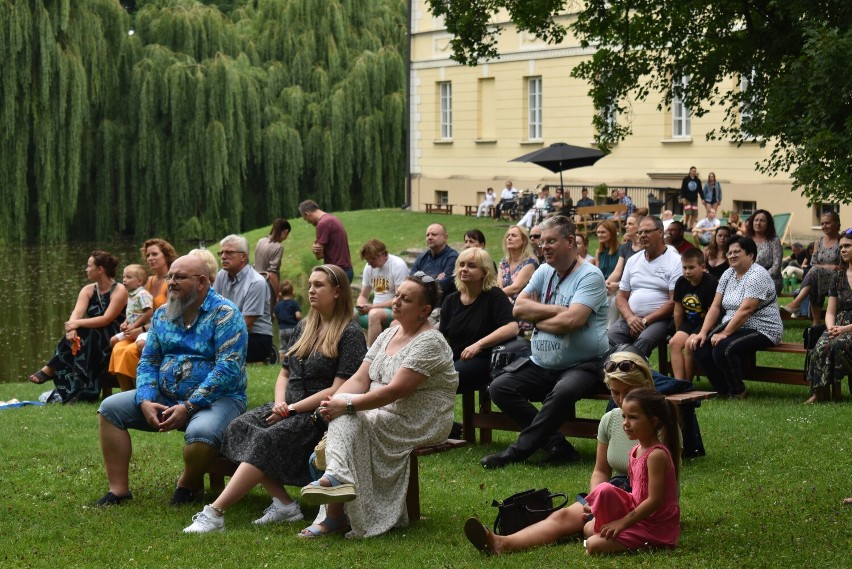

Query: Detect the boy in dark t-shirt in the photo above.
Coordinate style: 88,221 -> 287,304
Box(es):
669,248 -> 718,381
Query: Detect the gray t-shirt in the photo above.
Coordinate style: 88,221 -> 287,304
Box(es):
213,265 -> 273,337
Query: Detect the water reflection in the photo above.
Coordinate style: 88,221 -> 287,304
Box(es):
2,242 -> 147,384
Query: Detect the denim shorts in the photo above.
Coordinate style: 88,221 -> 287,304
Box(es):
98,389 -> 245,447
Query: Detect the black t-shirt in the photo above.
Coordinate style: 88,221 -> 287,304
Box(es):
439,287 -> 515,361
673,273 -> 719,332
707,261 -> 729,280
680,175 -> 703,202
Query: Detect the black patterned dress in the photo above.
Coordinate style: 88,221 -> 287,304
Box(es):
219,320 -> 366,486
807,270 -> 852,392
48,283 -> 124,403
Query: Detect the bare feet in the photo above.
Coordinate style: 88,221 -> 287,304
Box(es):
804,394 -> 818,404
843,497 -> 852,505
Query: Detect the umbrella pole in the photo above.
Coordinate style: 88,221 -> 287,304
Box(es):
560,170 -> 564,191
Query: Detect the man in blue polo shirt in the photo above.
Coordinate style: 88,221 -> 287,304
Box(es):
410,223 -> 459,296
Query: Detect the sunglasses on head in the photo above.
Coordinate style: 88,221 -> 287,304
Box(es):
842,228 -> 852,237
411,271 -> 436,284
604,360 -> 638,374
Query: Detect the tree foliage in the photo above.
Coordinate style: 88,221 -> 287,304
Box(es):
0,0 -> 407,243
426,0 -> 852,205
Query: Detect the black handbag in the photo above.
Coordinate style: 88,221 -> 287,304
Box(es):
491,488 -> 568,535
490,337 -> 531,381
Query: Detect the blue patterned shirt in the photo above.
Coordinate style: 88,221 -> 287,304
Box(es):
136,289 -> 248,408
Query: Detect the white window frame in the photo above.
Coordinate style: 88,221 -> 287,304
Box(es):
439,82 -> 452,140
528,77 -> 543,141
739,70 -> 757,138
672,76 -> 691,138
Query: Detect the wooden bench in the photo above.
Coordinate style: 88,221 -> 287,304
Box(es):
574,204 -> 627,233
461,388 -> 715,445
425,203 -> 453,215
464,204 -> 494,217
657,341 -> 809,387
206,438 -> 467,522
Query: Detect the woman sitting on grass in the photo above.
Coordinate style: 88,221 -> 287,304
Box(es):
464,351 -> 671,555
183,265 -> 366,533
298,272 -> 458,538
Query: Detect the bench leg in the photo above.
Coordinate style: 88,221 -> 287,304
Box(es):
406,454 -> 420,521
479,388 -> 493,444
461,391 -> 476,444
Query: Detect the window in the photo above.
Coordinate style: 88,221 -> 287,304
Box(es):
733,200 -> 756,218
814,203 -> 839,224
527,76 -> 542,140
672,76 -> 691,138
739,70 -> 758,137
435,190 -> 449,206
439,82 -> 452,140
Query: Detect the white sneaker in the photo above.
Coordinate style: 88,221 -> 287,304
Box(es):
253,498 -> 304,525
183,505 -> 225,533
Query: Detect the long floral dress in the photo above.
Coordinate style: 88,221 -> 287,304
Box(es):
320,328 -> 458,538
805,236 -> 840,309
807,270 -> 852,392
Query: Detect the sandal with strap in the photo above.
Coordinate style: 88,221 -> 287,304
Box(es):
297,515 -> 350,538
28,370 -> 53,385
300,474 -> 356,506
464,517 -> 496,556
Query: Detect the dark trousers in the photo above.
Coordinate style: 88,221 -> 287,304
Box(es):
489,358 -> 604,456
454,356 -> 491,394
607,317 -> 671,357
693,328 -> 774,396
246,333 -> 273,363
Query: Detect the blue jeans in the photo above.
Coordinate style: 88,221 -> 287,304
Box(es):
98,389 -> 245,447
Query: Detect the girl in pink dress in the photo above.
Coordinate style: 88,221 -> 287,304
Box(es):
584,388 -> 681,554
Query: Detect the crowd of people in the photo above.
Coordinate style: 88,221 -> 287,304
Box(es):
25,184 -> 852,550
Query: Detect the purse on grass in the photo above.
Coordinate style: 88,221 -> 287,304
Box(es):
491,488 -> 568,535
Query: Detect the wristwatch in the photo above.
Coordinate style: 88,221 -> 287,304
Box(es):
288,404 -> 298,416
183,401 -> 197,416
345,395 -> 356,415
641,318 -> 648,326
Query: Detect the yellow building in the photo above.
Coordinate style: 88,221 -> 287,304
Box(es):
408,3 -> 846,239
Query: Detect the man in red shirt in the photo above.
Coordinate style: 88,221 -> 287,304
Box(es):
665,221 -> 695,255
298,200 -> 354,282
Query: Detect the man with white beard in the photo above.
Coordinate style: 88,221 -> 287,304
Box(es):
94,255 -> 248,507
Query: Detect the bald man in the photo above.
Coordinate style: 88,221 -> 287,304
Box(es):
94,255 -> 248,507
410,223 -> 459,295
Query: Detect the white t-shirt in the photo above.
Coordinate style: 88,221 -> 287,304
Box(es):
695,217 -> 720,232
362,254 -> 409,304
619,246 -> 683,317
501,188 -> 515,200
482,192 -> 495,205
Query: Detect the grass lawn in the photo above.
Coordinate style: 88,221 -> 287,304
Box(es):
1,210 -> 849,567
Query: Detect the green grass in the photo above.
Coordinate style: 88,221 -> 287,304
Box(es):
2,210 -> 850,567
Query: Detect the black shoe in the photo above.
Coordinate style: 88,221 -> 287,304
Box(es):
169,486 -> 203,506
542,441 -> 581,466
449,421 -> 463,440
92,491 -> 132,507
481,449 -> 524,469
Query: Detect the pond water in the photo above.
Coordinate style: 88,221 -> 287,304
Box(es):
0,242 -> 142,384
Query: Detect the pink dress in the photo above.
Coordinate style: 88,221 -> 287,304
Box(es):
586,443 -> 680,549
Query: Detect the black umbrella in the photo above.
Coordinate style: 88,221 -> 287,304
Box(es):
510,142 -> 607,190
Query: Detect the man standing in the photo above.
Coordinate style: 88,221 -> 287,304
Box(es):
298,199 -> 353,282
666,221 -> 696,254
481,215 -> 609,468
213,235 -> 274,364
608,217 -> 682,356
410,223 -> 459,295
680,166 -> 702,230
355,239 -> 409,346
94,255 -> 248,506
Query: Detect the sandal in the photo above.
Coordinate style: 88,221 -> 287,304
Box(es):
28,370 -> 53,385
297,515 -> 350,538
300,474 -> 356,506
463,517 -> 496,556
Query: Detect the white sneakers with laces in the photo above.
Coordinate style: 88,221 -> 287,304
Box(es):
183,505 -> 225,533
253,497 -> 304,525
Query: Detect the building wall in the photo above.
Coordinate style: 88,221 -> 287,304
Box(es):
409,2 -> 849,239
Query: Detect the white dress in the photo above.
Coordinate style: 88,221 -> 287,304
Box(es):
321,328 -> 458,538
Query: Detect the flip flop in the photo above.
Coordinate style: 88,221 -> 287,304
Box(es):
297,515 -> 350,538
463,517 -> 496,556
28,370 -> 53,385
300,474 -> 356,506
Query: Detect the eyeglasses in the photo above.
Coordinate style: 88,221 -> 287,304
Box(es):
636,229 -> 662,236
165,273 -> 203,283
219,249 -> 245,257
411,271 -> 436,284
726,250 -> 743,258
530,234 -> 541,239
604,360 -> 639,374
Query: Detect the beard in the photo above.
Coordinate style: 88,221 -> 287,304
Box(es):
165,287 -> 199,321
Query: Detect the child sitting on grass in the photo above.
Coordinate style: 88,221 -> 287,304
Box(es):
109,265 -> 153,388
273,279 -> 302,361
583,388 -> 681,554
669,249 -> 718,381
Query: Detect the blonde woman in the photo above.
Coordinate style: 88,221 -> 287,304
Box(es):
464,351 -> 659,555
184,265 -> 367,533
498,226 -> 539,300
